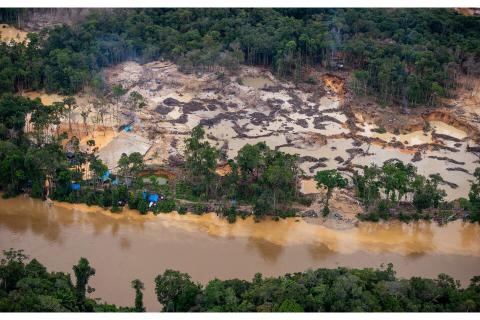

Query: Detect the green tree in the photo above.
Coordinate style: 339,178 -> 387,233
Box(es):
72,258 -> 95,311
0,141 -> 28,196
89,157 -> 108,189
117,152 -> 144,184
128,91 -> 146,116
24,143 -> 68,196
0,94 -> 37,140
412,174 -> 446,212
468,168 -> 480,222
131,279 -> 145,312
381,161 -> 416,203
276,299 -> 304,312
184,125 -> 218,198
154,269 -> 201,312
112,84 -> 127,124
353,165 -> 381,208
262,153 -> 299,213
63,96 -> 77,132
314,169 -> 347,216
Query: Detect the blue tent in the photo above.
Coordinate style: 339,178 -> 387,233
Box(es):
71,183 -> 81,191
148,193 -> 159,203
101,170 -> 110,182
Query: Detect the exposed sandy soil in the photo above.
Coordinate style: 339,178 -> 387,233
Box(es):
22,91 -> 65,105
215,163 -> 233,176
455,8 -> 480,16
0,24 -> 28,43
299,179 -> 362,223
80,127 -> 118,151
97,132 -> 152,170
19,58 -> 480,217
442,76 -> 480,131
350,75 -> 480,142
322,73 -> 346,95
97,60 -> 480,201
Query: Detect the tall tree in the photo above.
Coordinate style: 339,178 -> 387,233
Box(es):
155,269 -> 201,312
63,96 -> 77,132
111,84 -> 127,125
131,279 -> 145,312
89,157 -> 108,189
314,169 -> 347,216
468,168 -> 480,222
184,125 -> 218,198
72,257 -> 95,311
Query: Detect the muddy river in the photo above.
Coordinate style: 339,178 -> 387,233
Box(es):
1,197 -> 479,310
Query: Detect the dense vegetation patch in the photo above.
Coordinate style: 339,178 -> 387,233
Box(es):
1,8 -> 479,105
154,264 -> 480,312
0,249 -> 135,311
353,162 -> 480,223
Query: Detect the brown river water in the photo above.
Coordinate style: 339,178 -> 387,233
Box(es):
1,196 -> 479,311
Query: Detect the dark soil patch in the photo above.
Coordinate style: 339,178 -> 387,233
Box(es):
446,167 -> 470,174
163,97 -> 180,106
182,101 -> 204,113
412,151 -> 422,162
428,156 -> 465,165
172,114 -> 188,124
334,156 -> 345,163
308,162 -> 328,173
155,105 -> 172,115
432,132 -> 462,142
250,112 -> 270,125
295,119 -> 308,128
313,115 -> 343,129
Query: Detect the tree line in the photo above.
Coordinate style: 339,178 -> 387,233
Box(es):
0,249 -> 140,311
2,249 -> 480,312
0,8 -> 479,105
352,161 -> 480,223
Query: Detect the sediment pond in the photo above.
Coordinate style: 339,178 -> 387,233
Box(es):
1,196 -> 479,311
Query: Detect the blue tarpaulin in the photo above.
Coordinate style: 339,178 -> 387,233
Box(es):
71,183 -> 81,191
101,170 -> 110,182
148,194 -> 159,203
123,125 -> 133,132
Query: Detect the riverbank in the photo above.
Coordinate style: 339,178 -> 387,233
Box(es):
12,184 -> 476,229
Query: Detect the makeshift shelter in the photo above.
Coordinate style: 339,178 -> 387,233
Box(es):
148,194 -> 159,203
147,193 -> 159,208
101,170 -> 110,182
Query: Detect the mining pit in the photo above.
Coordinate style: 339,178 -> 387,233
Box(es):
20,60 -> 480,214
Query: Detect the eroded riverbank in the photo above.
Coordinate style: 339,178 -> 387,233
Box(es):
1,196 -> 479,311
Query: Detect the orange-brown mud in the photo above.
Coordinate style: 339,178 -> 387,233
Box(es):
1,196 -> 479,310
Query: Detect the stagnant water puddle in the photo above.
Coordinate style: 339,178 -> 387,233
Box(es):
241,76 -> 274,89
1,196 -> 479,310
359,121 -> 468,146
